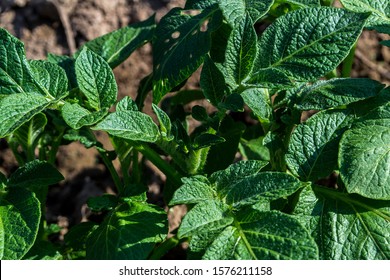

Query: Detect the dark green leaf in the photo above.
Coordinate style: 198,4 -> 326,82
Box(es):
241,87 -> 272,121
340,0 -> 390,30
0,93 -> 50,138
87,194 -> 119,212
200,56 -> 227,106
77,15 -> 156,68
224,15 -> 257,87
0,28 -> 46,97
8,160 -> 64,190
219,93 -> 244,112
152,104 -> 173,141
222,172 -> 301,207
192,133 -> 225,150
23,241 -> 62,260
294,78 -> 385,110
186,0 -> 274,25
63,127 -> 104,150
0,188 -> 40,259
61,102 -> 108,129
75,48 -> 117,111
169,175 -> 215,205
294,185 -> 390,259
286,109 -> 353,181
203,210 -> 318,260
152,6 -> 221,102
92,111 -> 159,143
254,7 -> 369,81
86,201 -> 167,259
339,105 -> 390,200
29,60 -> 69,99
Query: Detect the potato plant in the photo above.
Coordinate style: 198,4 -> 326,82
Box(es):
0,0 -> 389,260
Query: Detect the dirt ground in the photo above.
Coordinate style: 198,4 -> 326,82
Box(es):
1,0 -> 390,257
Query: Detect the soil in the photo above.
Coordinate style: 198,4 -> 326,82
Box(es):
1,0 -> 390,258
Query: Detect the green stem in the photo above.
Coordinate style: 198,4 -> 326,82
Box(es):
98,150 -> 123,194
136,144 -> 183,188
341,43 -> 357,78
148,235 -> 181,260
132,150 -> 141,184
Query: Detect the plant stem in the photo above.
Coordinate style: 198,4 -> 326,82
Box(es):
341,43 -> 357,78
98,149 -> 123,194
136,144 -> 183,188
148,235 -> 181,260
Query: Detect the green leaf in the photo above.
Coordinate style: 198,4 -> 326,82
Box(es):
239,138 -> 270,161
152,6 -> 221,102
219,93 -> 244,112
340,0 -> 390,30
92,111 -> 159,143
241,88 -> 272,121
203,210 -> 318,260
152,104 -> 173,141
8,160 -> 64,190
61,102 -> 107,129
23,240 -> 62,260
192,133 -> 225,150
204,116 -> 246,173
285,0 -> 321,7
200,56 -> 227,106
170,175 -> 215,205
293,78 -> 385,110
224,15 -> 257,87
186,0 -> 274,26
294,185 -> 390,259
77,15 -> 156,68
29,60 -> 69,99
0,188 -> 40,259
222,172 -> 302,207
286,109 -> 353,181
0,28 -> 46,97
86,201 -> 167,259
254,7 -> 369,81
87,194 -> 119,212
178,200 -> 232,239
75,48 -> 118,111
63,127 -> 103,150
247,68 -> 294,88
47,54 -> 77,89
117,96 -> 138,112
0,93 -> 50,138
339,106 -> 390,200
9,113 -> 47,153
210,160 -> 268,187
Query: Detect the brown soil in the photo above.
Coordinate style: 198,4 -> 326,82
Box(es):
1,0 -> 390,258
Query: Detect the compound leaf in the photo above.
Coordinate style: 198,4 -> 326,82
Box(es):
0,188 -> 40,260
254,7 -> 369,81
86,201 -> 167,259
